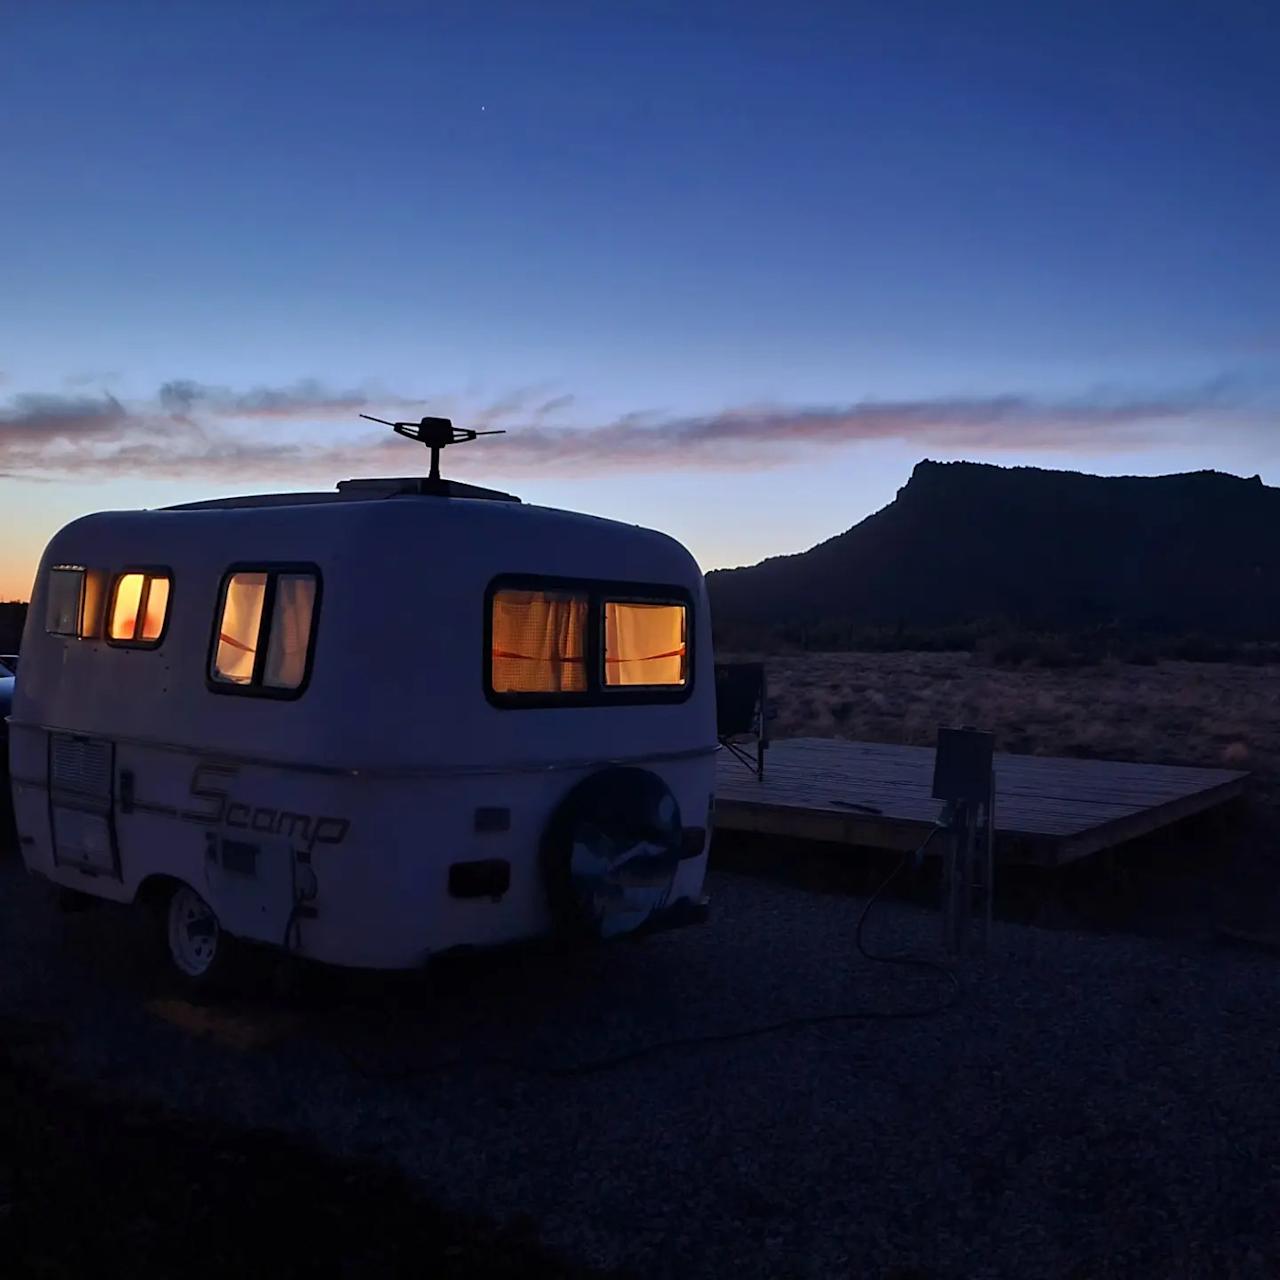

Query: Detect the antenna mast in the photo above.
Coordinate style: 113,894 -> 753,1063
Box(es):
359,414 -> 505,482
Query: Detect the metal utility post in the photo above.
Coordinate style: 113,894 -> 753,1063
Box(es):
932,727 -> 996,958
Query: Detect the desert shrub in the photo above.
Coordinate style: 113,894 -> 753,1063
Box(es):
1167,633 -> 1238,663
1121,644 -> 1160,666
711,617 -> 987,655
713,612 -> 1280,667
978,631 -> 1103,669
979,633 -> 1038,667
1233,643 -> 1280,666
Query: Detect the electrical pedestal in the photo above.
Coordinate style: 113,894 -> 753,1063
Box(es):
931,727 -> 996,958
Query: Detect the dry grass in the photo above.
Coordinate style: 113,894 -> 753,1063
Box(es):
735,650 -> 1280,806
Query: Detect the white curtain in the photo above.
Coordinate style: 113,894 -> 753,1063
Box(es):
604,602 -> 686,686
264,574 -> 317,689
213,572 -> 266,684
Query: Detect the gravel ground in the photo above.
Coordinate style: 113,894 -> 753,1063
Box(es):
1,1041 -> 612,1279
3,854 -> 1279,1279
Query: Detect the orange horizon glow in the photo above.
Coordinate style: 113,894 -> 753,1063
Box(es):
1,526 -> 46,603
0,569 -> 36,604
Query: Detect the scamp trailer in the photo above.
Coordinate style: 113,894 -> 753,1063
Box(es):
9,416 -> 714,983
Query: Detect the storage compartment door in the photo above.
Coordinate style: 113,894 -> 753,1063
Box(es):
49,733 -> 119,877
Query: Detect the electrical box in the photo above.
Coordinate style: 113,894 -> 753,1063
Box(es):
931,727 -> 995,803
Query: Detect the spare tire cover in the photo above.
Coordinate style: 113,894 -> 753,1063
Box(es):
542,767 -> 683,940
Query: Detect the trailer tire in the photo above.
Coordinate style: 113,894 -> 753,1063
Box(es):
157,882 -> 239,992
542,767 -> 683,941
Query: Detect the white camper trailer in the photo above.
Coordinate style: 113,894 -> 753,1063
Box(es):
8,418 -> 715,983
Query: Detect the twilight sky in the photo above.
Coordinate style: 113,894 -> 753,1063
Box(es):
2,0 -> 1278,600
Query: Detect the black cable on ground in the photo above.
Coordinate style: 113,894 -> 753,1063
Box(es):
856,826 -> 959,989
344,826 -> 961,1083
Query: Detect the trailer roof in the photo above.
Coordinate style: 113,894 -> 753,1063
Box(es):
164,475 -> 520,511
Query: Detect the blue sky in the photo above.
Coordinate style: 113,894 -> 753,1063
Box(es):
2,0 -> 1278,599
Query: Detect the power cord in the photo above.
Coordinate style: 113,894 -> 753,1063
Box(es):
856,824 -> 960,990
343,824 -> 960,1083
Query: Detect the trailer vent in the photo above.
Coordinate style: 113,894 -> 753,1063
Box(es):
49,734 -> 118,878
50,734 -> 113,800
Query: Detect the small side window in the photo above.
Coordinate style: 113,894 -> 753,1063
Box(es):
603,601 -> 688,687
45,565 -> 107,638
210,567 -> 319,696
107,570 -> 172,647
46,567 -> 87,637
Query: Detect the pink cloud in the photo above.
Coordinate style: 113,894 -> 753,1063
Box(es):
0,378 -> 1237,482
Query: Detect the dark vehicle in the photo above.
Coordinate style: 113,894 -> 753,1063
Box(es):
0,667 -> 13,844
0,669 -> 11,747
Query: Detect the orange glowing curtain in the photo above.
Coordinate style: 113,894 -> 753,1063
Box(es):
109,572 -> 170,642
108,576 -> 170,645
491,589 -> 588,692
109,573 -> 145,641
604,602 -> 687,686
140,575 -> 170,640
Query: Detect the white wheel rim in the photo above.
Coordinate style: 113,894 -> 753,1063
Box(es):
168,886 -> 219,978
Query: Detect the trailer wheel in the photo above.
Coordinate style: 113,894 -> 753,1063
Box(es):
163,884 -> 233,986
542,767 -> 683,941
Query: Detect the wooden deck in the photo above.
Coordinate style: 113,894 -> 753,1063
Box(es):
714,737 -> 1249,867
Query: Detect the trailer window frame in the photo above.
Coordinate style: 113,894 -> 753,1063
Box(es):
44,564 -> 110,639
45,566 -> 89,638
484,573 -> 694,708
207,562 -> 322,700
105,565 -> 174,649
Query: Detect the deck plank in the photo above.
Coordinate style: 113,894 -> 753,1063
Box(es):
714,737 -> 1248,867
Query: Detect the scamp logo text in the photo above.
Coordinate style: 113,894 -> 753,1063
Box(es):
181,763 -> 350,854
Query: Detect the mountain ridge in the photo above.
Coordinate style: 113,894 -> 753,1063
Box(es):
706,460 -> 1280,642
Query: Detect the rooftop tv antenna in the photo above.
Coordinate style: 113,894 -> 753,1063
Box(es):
359,413 -> 505,482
